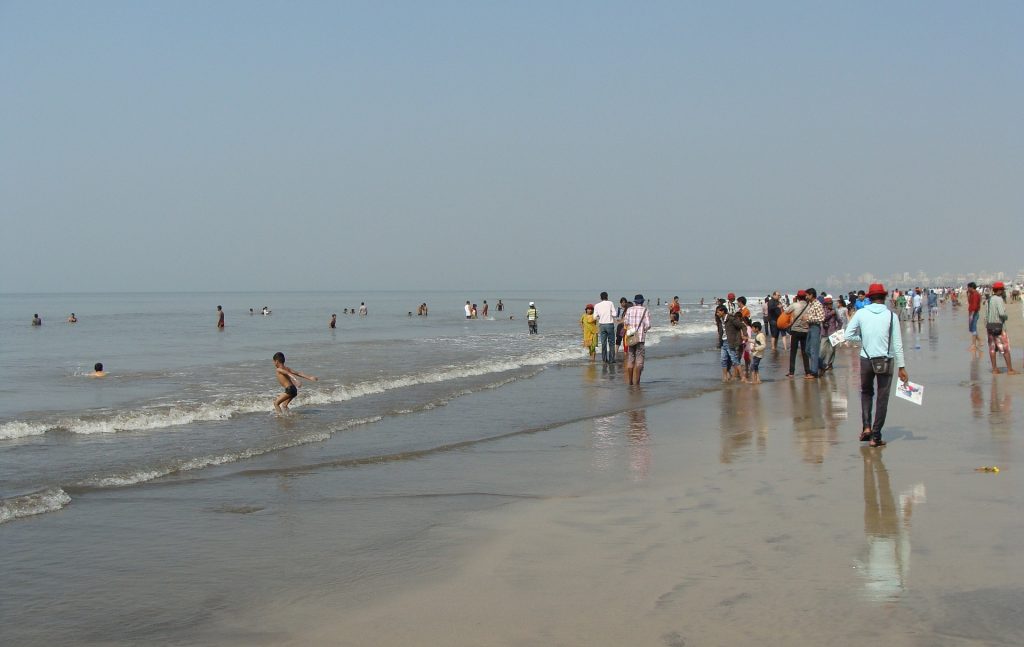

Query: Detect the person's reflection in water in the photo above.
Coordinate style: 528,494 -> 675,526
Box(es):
627,409 -> 651,482
719,387 -> 753,463
589,415 -> 616,472
988,378 -> 1013,450
856,447 -> 926,602
970,357 -> 984,420
927,317 -> 939,351
790,379 -> 828,464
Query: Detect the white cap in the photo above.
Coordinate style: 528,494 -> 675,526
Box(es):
529,302 -> 535,306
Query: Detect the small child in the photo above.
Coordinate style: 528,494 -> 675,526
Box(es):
272,352 -> 318,412
750,321 -> 766,384
742,318 -> 754,382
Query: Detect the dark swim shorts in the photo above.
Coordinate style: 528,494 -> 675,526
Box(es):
284,385 -> 298,398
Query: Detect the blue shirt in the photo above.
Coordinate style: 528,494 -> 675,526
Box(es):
843,303 -> 905,368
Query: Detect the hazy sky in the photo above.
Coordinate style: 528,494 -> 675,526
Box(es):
3,1 -> 1022,293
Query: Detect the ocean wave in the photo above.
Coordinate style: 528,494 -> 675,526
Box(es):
72,417 -> 381,490
0,327 -> 710,442
0,420 -> 51,440
0,488 -> 72,525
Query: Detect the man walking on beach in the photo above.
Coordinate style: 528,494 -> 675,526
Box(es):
912,288 -> 923,322
967,282 -> 982,356
985,281 -> 1017,375
593,292 -> 618,363
843,283 -> 909,447
623,295 -> 651,385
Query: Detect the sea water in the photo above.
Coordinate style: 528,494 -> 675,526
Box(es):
1,289 -> 727,644
0,290 -> 719,522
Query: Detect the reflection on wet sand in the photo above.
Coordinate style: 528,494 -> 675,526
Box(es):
588,409 -> 651,481
788,379 -> 834,464
970,358 -> 984,419
856,447 -> 926,602
627,409 -> 650,482
988,378 -> 1013,461
718,386 -> 767,463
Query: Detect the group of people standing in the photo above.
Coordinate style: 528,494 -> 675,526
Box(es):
720,285 -> 910,447
580,292 -> 651,385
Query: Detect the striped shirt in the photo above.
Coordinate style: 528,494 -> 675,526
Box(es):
623,306 -> 651,343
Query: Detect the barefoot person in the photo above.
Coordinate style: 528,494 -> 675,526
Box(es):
216,305 -> 225,329
985,281 -> 1017,375
843,283 -> 909,447
623,295 -> 652,385
272,352 -> 318,412
966,282 -> 982,356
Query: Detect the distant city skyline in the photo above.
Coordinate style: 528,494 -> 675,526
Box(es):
822,268 -> 1024,292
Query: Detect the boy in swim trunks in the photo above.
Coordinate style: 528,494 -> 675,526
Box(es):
272,352 -> 318,412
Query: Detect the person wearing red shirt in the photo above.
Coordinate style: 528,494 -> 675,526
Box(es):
967,282 -> 982,356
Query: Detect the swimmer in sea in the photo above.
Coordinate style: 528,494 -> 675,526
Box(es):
272,352 -> 318,412
67,313 -> 77,323
90,362 -> 107,378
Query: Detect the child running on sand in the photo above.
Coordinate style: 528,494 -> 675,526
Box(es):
272,352 -> 318,412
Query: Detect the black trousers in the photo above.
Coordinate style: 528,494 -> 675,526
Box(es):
789,331 -> 810,375
859,357 -> 894,441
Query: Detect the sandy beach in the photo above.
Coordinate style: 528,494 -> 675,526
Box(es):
212,306 -> 1024,647
3,302 -> 1023,646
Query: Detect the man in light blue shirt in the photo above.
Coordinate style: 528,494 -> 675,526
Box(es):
843,283 -> 910,447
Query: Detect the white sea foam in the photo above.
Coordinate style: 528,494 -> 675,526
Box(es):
0,420 -> 52,440
76,418 -> 380,489
0,488 -> 72,524
0,327 -> 711,443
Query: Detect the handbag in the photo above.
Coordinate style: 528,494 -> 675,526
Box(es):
624,307 -> 647,348
869,312 -> 895,375
776,301 -> 808,331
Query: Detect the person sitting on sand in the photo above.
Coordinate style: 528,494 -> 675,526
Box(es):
90,362 -> 107,378
272,352 -> 318,412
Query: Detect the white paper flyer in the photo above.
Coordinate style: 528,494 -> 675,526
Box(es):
828,329 -> 846,347
895,380 -> 924,406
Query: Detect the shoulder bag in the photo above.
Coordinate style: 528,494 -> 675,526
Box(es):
776,301 -> 808,331
625,307 -> 647,348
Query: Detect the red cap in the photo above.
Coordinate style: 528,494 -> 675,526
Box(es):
585,304 -> 594,310
993,281 -> 1005,290
824,296 -> 833,303
727,293 -> 735,300
796,289 -> 807,298
866,283 -> 887,297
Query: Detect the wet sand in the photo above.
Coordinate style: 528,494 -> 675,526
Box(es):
5,304 -> 1022,646
243,307 -> 1024,646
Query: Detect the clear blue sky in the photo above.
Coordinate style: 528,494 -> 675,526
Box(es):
2,1 -> 1022,292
